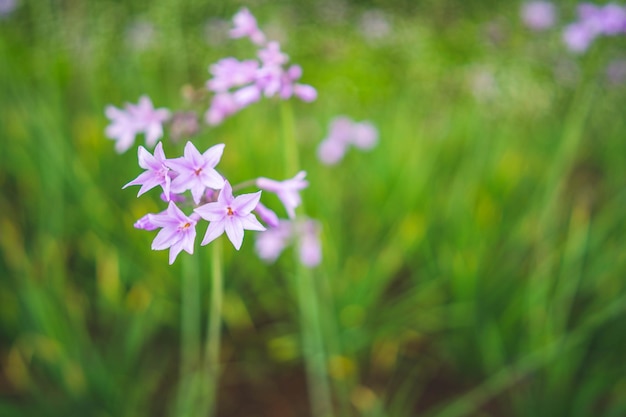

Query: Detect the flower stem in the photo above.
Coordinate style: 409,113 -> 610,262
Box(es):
199,238 -> 224,417
280,100 -> 334,417
177,255 -> 201,417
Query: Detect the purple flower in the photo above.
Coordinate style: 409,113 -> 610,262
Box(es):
149,202 -> 199,264
207,58 -> 259,92
256,171 -> 308,219
230,7 -> 266,45
105,95 -> 170,153
134,213 -> 159,231
521,1 -> 556,31
255,220 -> 292,262
297,220 -> 322,267
168,141 -> 226,204
205,92 -> 240,126
317,116 -> 379,165
255,219 -> 322,267
0,0 -> 18,18
255,202 -> 280,228
123,142 -> 172,198
258,41 -> 289,66
194,181 -> 265,250
563,22 -> 595,53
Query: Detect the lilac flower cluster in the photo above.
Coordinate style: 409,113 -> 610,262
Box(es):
105,96 -> 171,153
205,8 -> 317,126
317,116 -> 378,165
255,219 -> 322,267
563,3 -> 626,53
125,141 -> 313,265
105,8 -> 316,154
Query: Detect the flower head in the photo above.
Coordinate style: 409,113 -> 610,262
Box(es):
207,58 -> 259,92
317,116 -> 379,165
168,142 -> 225,204
194,181 -> 265,250
123,142 -> 172,198
255,219 -> 322,267
256,171 -> 308,219
149,202 -> 198,264
230,7 -> 266,45
105,95 -> 170,153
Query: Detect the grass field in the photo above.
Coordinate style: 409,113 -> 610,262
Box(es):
2,1 -> 626,416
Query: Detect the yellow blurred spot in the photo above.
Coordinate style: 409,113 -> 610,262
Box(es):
371,340 -> 398,372
328,355 -> 356,380
32,335 -> 61,364
340,305 -> 365,328
350,385 -> 378,412
126,283 -> 152,313
222,292 -> 253,331
5,347 -> 30,390
475,192 -> 500,230
398,213 -> 426,247
496,150 -> 525,189
63,361 -> 86,395
267,335 -> 298,362
97,247 -> 120,304
0,218 -> 26,270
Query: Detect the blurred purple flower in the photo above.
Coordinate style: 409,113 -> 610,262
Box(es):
230,7 -> 266,45
258,41 -> 289,66
105,95 -> 170,153
194,181 -> 265,250
521,1 -> 556,31
255,202 -> 280,228
168,141 -> 225,204
207,58 -> 259,92
0,0 -> 17,17
255,219 -> 322,267
134,213 -> 159,231
255,220 -> 292,262
317,116 -> 378,165
149,202 -> 199,264
563,22 -> 596,53
123,142 -> 172,198
205,92 -> 240,126
256,171 -> 308,219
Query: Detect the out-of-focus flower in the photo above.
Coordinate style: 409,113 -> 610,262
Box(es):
123,142 -> 172,198
105,95 -> 170,153
521,1 -> 557,31
194,181 -> 265,250
256,171 -> 308,219
207,58 -> 259,92
230,7 -> 266,45
205,92 -> 239,126
0,0 -> 18,18
255,202 -> 280,228
563,3 -> 626,53
168,142 -> 225,204
255,219 -> 322,267
149,202 -> 199,265
134,213 -> 159,231
317,116 -> 378,165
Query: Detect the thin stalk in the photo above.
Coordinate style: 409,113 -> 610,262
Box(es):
280,101 -> 334,417
177,255 -> 201,417
198,238 -> 224,417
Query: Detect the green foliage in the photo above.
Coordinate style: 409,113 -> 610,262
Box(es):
1,1 -> 626,416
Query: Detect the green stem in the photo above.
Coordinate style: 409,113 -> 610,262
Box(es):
280,101 -> 334,417
177,255 -> 201,417
199,238 -> 224,417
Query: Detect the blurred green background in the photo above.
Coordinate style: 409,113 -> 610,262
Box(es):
2,0 -> 626,416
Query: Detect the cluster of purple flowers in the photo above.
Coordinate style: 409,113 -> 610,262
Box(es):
317,116 -> 378,165
125,141 -> 315,265
105,8 -> 316,154
205,8 -> 317,125
563,3 -> 626,53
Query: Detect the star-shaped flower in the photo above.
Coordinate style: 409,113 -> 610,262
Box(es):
123,142 -> 172,197
127,95 -> 171,148
149,202 -> 198,264
256,171 -> 308,218
194,181 -> 265,250
168,141 -> 226,204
